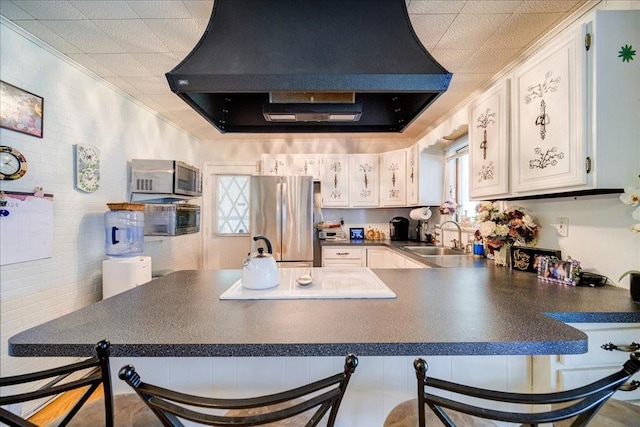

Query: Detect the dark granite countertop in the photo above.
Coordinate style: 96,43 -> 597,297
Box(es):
8,267 -> 639,358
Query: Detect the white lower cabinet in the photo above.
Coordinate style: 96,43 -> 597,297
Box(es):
365,247 -> 427,269
322,247 -> 365,267
533,323 -> 640,403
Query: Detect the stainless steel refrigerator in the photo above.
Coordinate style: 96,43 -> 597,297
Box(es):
250,176 -> 313,266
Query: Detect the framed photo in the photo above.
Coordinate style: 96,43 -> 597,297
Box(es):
511,247 -> 561,273
350,227 -> 364,240
0,81 -> 44,138
537,256 -> 581,286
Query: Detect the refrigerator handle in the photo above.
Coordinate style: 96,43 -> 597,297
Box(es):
280,181 -> 287,247
276,181 -> 282,246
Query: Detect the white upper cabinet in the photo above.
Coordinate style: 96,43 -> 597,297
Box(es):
511,24 -> 585,194
510,10 -> 639,196
320,155 -> 350,207
407,144 -> 419,205
291,154 -> 320,180
350,154 -> 379,207
261,154 -> 289,176
469,79 -> 511,199
379,149 -> 407,206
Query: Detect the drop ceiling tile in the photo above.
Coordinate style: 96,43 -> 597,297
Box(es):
144,18 -> 205,52
127,0 -> 191,19
485,12 -> 563,49
437,13 -> 509,50
14,20 -> 82,54
407,0 -> 464,14
515,1 -> 583,13
8,1 -> 86,20
119,76 -> 169,95
1,1 -> 35,19
458,47 -> 521,74
409,14 -> 455,50
430,48 -> 474,72
87,53 -> 153,77
134,52 -> 182,75
183,1 -> 214,19
69,1 -> 138,19
460,1 -> 521,14
93,20 -> 169,53
67,52 -> 118,77
39,20 -> 124,53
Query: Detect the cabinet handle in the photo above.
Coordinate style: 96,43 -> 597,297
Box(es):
618,380 -> 640,392
600,342 -> 640,352
336,252 -> 350,256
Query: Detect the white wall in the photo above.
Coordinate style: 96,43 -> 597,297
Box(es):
0,20 -> 202,378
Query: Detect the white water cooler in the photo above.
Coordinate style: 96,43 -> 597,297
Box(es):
102,256 -> 152,299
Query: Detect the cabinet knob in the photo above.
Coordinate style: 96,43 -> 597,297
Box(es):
601,342 -> 640,352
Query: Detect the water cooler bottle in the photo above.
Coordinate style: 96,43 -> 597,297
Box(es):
102,206 -> 152,299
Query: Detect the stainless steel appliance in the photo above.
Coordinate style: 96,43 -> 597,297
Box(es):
416,220 -> 430,242
143,203 -> 200,236
131,159 -> 202,197
389,217 -> 409,241
250,176 -> 313,266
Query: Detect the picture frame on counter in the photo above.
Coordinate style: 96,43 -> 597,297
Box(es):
537,256 -> 581,286
0,81 -> 43,138
350,227 -> 364,240
511,247 -> 561,273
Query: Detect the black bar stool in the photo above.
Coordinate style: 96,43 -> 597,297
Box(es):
384,352 -> 640,427
119,353 -> 358,426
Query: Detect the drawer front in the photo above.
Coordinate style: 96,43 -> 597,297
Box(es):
559,324 -> 640,367
322,247 -> 363,259
559,367 -> 640,401
322,259 -> 363,268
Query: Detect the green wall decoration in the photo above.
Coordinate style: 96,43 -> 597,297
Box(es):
618,44 -> 636,62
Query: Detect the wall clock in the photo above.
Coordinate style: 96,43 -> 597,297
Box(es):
0,145 -> 28,180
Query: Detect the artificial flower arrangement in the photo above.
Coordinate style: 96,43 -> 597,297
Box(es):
439,200 -> 458,215
474,201 -> 539,253
619,186 -> 640,282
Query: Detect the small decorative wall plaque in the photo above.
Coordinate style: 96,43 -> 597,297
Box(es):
75,144 -> 100,192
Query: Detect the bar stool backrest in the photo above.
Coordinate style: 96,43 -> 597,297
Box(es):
119,353 -> 359,426
0,340 -> 114,427
414,351 -> 640,426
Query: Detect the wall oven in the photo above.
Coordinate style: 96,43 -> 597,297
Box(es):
143,204 -> 200,236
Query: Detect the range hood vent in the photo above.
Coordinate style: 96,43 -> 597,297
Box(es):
166,0 -> 452,134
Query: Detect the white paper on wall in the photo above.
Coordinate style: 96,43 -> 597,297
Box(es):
0,191 -> 53,266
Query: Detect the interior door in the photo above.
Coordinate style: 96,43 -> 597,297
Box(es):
203,163 -> 256,269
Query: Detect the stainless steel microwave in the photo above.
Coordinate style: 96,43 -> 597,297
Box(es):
143,203 -> 201,236
131,159 -> 202,197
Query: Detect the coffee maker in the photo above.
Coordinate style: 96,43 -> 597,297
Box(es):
389,217 -> 409,241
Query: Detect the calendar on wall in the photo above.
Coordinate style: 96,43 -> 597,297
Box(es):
0,191 -> 54,266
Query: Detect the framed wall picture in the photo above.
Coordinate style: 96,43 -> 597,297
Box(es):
0,81 -> 44,138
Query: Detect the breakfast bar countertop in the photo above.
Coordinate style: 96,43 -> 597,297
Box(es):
8,268 -> 640,358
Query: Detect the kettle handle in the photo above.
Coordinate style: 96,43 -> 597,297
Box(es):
253,235 -> 273,254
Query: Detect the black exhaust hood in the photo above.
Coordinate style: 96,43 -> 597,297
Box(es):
166,0 -> 452,134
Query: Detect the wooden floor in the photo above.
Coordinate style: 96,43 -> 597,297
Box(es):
27,385 -> 103,426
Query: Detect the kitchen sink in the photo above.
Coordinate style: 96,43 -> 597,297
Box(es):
401,246 -> 468,257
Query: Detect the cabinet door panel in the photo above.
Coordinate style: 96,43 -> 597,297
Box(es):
511,25 -> 586,193
469,80 -> 510,198
321,156 -> 350,207
350,155 -> 379,207
262,154 -> 289,176
380,150 -> 407,206
291,155 -> 320,180
407,144 -> 419,205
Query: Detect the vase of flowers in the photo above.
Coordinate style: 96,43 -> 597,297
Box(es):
439,200 -> 458,221
474,201 -> 539,267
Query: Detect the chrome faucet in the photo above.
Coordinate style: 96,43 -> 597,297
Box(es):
439,220 -> 463,251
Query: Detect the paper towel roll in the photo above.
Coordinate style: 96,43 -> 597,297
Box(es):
409,207 -> 432,221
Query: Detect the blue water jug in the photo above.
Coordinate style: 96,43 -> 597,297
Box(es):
104,210 -> 144,257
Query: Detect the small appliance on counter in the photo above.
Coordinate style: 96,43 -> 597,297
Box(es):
416,220 -> 433,243
389,216 -> 409,241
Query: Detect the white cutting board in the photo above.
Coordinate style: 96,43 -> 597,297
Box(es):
220,267 -> 396,300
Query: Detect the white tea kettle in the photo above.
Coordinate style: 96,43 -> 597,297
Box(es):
241,235 -> 279,289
